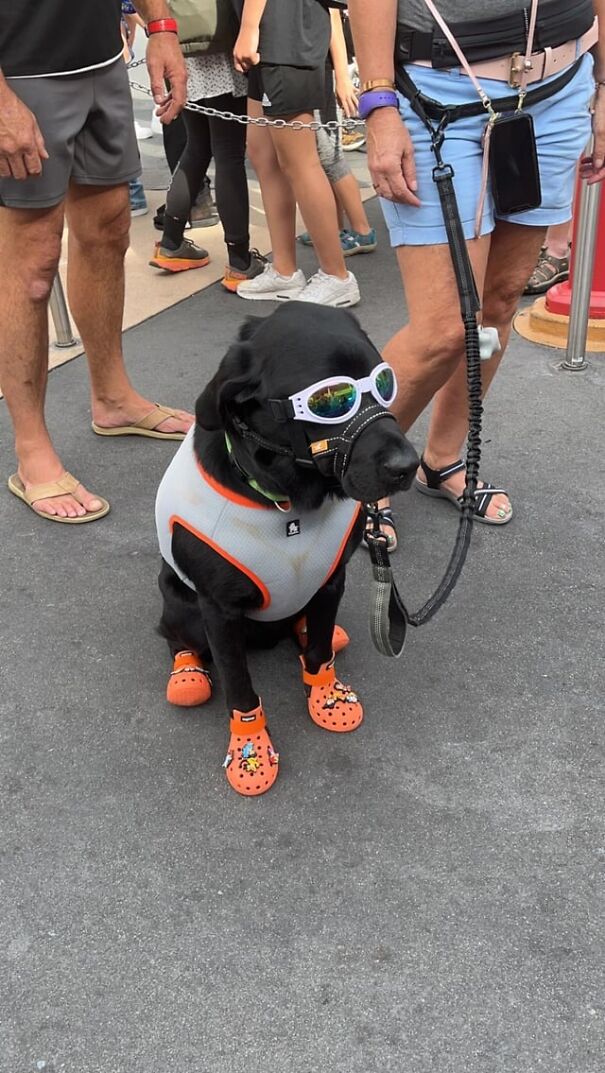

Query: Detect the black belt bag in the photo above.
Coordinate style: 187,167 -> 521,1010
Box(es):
395,57 -> 582,126
395,57 -> 582,218
397,0 -> 594,67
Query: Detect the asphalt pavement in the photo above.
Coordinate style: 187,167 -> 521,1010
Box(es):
1,199 -> 604,1073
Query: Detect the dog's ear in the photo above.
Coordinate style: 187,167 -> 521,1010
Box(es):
195,341 -> 260,430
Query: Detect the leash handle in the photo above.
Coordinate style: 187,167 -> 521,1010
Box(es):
365,511 -> 409,658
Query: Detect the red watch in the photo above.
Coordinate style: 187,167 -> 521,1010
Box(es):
146,18 -> 178,34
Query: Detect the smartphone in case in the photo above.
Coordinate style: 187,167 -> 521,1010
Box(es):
489,111 -> 542,215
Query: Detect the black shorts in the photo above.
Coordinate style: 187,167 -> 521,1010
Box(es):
247,63 -> 325,117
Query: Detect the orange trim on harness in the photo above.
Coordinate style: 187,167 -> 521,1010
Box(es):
321,502 -> 362,587
169,515 -> 272,611
196,459 -> 290,511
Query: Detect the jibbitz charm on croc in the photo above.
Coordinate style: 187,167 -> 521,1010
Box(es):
300,656 -> 363,732
225,704 -> 279,796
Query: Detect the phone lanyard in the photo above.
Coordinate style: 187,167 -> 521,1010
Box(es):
421,0 -> 539,235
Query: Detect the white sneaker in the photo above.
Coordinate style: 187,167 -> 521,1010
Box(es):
237,264 -> 306,301
296,270 -> 360,308
134,120 -> 152,141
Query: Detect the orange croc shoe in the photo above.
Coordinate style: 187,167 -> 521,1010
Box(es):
223,704 -> 280,797
301,656 -> 363,733
166,650 -> 212,707
294,617 -> 350,654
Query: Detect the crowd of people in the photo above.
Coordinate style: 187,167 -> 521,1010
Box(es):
0,0 -> 603,530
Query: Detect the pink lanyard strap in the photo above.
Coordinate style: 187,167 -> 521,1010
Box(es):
420,0 -> 540,237
421,0 -> 540,110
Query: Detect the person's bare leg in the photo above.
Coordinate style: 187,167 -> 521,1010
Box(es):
246,101 -> 297,277
542,219 -> 571,259
384,237 -> 492,429
333,186 -> 346,231
0,203 -> 105,518
368,236 -> 491,537
65,182 -> 192,433
419,222 -> 547,518
271,122 -> 347,279
333,172 -> 371,235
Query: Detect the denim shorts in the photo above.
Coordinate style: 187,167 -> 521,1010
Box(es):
381,53 -> 594,247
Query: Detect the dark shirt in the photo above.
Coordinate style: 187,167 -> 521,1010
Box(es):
232,0 -> 331,68
0,0 -> 123,78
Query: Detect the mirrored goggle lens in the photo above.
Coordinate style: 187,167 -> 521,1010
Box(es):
375,366 -> 396,403
307,382 -> 357,419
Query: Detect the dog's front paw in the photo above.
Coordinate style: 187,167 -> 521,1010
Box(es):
300,656 -> 363,733
224,704 -> 279,796
166,650 -> 212,707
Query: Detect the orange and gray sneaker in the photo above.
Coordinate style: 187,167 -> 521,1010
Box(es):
222,250 -> 267,293
150,238 -> 210,273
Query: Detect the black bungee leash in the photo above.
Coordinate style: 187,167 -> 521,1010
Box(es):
366,75 -> 484,658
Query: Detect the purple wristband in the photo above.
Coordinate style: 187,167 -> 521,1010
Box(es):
357,89 -> 398,120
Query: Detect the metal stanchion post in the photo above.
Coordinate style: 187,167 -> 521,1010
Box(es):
562,178 -> 602,372
49,275 -> 78,349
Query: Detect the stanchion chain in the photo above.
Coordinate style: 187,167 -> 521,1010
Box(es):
127,59 -> 366,131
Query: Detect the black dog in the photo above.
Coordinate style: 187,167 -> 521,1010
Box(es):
155,303 -> 418,796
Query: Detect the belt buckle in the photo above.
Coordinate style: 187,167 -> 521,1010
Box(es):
509,52 -> 533,88
508,52 -> 524,88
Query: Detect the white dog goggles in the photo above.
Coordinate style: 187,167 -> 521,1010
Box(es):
271,363 -> 398,425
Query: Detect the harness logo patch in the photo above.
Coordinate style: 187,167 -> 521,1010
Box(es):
286,519 -> 301,537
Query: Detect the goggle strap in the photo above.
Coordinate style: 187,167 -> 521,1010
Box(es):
268,398 -> 293,423
230,414 -> 293,458
291,421 -> 316,466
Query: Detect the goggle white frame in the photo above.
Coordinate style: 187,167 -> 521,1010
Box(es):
288,362 -> 398,425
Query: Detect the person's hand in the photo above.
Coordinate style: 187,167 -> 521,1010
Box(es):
366,106 -> 420,206
233,25 -> 260,73
146,31 -> 187,123
579,87 -> 605,185
0,84 -> 48,180
335,77 -> 359,119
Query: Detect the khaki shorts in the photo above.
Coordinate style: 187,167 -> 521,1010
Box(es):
0,58 -> 140,209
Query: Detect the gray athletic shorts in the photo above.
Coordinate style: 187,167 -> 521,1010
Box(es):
313,112 -> 350,184
0,58 -> 141,210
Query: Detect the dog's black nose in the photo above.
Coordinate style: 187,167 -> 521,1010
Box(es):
383,446 -> 420,487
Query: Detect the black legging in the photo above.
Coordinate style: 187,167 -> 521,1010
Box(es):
162,93 -> 249,257
162,114 -> 187,173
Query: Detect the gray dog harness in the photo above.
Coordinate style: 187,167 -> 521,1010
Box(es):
155,430 -> 361,622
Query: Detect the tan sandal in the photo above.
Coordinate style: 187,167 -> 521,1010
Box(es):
91,403 -> 188,441
523,248 -> 570,295
7,472 -> 110,524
